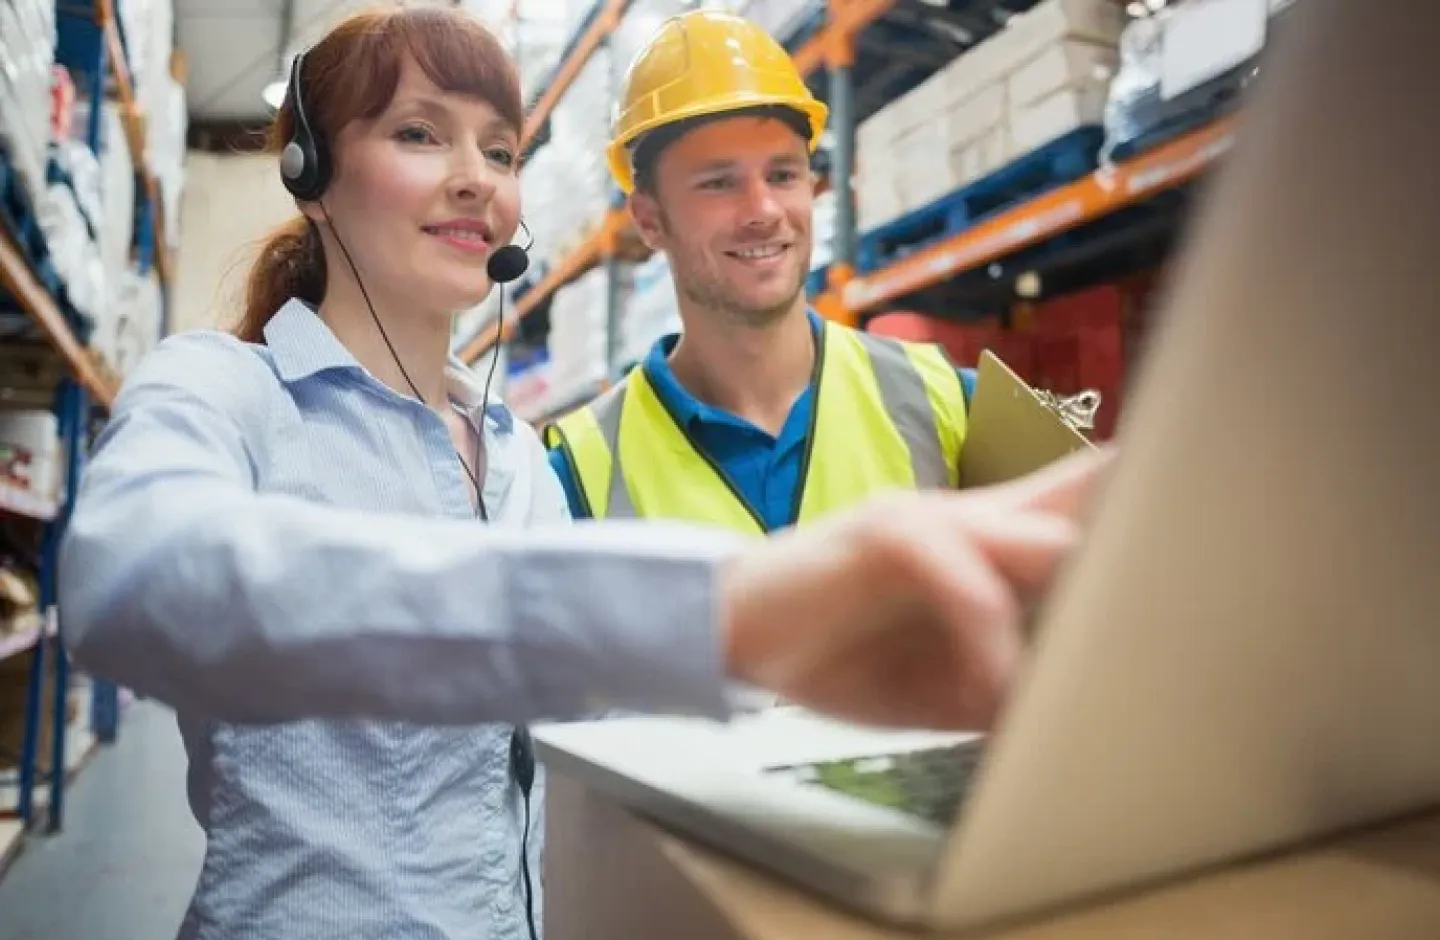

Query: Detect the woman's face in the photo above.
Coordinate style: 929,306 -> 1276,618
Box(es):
321,56 -> 522,318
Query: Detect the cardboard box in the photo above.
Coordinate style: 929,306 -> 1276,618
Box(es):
945,83 -> 1007,147
941,0 -> 1125,102
856,180 -> 907,231
948,126 -> 1013,187
1008,39 -> 1119,107
1009,84 -> 1109,154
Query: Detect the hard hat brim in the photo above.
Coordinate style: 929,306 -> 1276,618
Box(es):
608,94 -> 830,194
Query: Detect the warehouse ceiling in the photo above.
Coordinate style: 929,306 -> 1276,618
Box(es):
175,0 -> 474,130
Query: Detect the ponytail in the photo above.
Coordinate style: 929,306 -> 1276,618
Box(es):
234,216 -> 326,344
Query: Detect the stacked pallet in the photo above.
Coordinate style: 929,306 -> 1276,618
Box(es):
547,264 -> 633,406
855,0 -> 1125,234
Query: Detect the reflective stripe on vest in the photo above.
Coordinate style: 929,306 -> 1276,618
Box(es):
548,323 -> 967,531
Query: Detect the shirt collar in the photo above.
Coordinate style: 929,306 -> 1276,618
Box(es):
447,354 -> 514,435
641,309 -> 825,428
265,298 -> 363,383
264,298 -> 513,436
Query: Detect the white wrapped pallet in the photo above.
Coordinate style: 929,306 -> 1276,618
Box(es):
0,0 -> 58,203
533,46 -> 614,261
547,264 -> 631,405
50,140 -> 104,237
508,0 -> 589,101
618,252 -> 679,367
810,189 -> 837,274
152,76 -> 187,251
854,0 -> 1124,230
117,0 -> 175,116
611,0 -> 693,72
1100,0 -> 1282,163
727,0 -> 819,44
107,266 -> 163,377
34,184 -> 105,326
0,409 -> 61,504
97,102 -> 136,294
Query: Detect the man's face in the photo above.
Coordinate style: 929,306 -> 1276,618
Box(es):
632,115 -> 814,327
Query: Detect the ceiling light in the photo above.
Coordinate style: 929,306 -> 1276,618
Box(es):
262,78 -> 287,110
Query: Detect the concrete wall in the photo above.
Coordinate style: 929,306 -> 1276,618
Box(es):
171,151 -> 296,334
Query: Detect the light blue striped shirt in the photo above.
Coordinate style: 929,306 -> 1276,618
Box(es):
57,298 -> 741,939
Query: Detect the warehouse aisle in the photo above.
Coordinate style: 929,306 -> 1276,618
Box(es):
0,702 -> 202,940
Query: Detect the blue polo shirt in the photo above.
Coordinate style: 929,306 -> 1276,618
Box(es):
546,311 -> 976,526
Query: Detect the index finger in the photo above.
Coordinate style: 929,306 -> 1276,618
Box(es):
983,444 -> 1118,520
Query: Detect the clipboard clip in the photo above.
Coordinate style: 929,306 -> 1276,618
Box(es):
1035,389 -> 1103,432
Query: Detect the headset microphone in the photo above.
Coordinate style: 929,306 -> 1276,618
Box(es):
486,244 -> 529,284
486,218 -> 533,284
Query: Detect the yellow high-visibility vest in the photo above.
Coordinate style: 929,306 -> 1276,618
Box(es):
545,322 -> 967,534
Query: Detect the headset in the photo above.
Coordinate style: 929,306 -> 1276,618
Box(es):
279,48 -> 540,940
279,51 -> 533,284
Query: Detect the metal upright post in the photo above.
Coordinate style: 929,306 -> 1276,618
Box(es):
48,380 -> 90,832
87,35 -> 107,156
85,12 -> 122,748
17,377 -> 76,828
604,27 -> 623,376
159,284 -> 171,339
136,195 -> 154,274
14,589 -> 48,826
827,48 -> 857,274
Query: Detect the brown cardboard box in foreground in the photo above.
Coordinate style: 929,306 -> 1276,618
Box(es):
540,352 -> 1440,938
544,772 -> 1440,940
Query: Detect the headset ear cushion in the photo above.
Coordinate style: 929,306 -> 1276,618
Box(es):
280,136 -> 328,202
280,141 -> 307,185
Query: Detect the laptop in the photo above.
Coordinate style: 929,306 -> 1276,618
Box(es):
533,0 -> 1440,933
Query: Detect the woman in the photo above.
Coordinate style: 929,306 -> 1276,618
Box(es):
58,7 -> 1109,939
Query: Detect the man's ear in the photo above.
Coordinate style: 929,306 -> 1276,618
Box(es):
628,192 -> 665,252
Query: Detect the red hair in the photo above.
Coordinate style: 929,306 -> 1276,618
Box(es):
235,7 -> 522,343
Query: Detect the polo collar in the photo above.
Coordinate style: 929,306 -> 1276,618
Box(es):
641,310 -> 826,428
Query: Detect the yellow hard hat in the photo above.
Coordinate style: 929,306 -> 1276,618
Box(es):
607,10 -> 829,194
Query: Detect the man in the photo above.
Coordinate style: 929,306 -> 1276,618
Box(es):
546,10 -> 981,529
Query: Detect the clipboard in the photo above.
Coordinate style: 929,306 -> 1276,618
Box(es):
958,350 -> 1100,490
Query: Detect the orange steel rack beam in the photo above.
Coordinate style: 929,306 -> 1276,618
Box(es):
98,0 -> 171,286
836,117 -> 1238,314
0,230 -> 118,407
458,209 -> 629,363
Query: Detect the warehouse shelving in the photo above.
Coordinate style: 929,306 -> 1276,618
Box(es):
458,0 -> 1069,367
461,207 -> 631,359
458,0 -> 1260,432
95,0 -> 175,290
0,0 -> 179,873
832,115 -> 1235,318
0,227 -> 117,407
459,0 -> 909,366
521,0 -> 633,151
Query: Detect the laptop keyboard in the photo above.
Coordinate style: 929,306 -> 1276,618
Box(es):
766,741 -> 985,828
